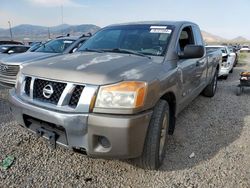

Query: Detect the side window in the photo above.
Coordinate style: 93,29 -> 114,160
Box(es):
8,47 -> 17,53
17,47 -> 29,53
178,26 -> 195,52
193,26 -> 204,45
10,46 -> 28,53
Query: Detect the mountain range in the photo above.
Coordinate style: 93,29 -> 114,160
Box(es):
0,24 -> 100,41
0,24 -> 249,43
201,30 -> 249,43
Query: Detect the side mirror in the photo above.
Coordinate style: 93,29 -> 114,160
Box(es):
179,45 -> 205,59
8,50 -> 14,54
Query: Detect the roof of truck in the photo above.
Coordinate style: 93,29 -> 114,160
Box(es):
108,21 -> 197,27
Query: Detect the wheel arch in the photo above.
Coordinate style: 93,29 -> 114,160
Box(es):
160,91 -> 176,135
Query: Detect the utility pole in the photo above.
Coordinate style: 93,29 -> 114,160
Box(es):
8,21 -> 13,41
47,27 -> 51,39
61,4 -> 64,35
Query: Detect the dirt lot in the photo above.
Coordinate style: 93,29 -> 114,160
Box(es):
0,55 -> 250,188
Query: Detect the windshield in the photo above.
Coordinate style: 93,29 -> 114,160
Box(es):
35,39 -> 75,53
78,25 -> 174,56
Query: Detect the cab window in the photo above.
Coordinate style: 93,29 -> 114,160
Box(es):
178,26 -> 195,51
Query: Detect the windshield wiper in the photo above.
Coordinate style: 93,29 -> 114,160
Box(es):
82,48 -> 104,53
104,48 -> 151,59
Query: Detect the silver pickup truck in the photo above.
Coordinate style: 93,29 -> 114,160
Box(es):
0,36 -> 89,88
9,21 -> 221,170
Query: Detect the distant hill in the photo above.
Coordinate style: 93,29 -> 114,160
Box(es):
201,30 -> 226,43
230,36 -> 248,42
0,24 -> 100,41
201,31 -> 250,44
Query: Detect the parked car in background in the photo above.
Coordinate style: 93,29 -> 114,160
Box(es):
0,45 -> 30,59
28,41 -> 42,46
9,21 -> 221,170
228,46 -> 238,66
240,45 -> 250,53
0,36 -> 89,88
0,40 -> 23,45
206,45 -> 235,79
233,44 -> 241,51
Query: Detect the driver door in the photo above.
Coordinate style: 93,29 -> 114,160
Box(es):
177,26 -> 198,108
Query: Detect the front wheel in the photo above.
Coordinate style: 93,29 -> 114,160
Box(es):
202,69 -> 218,97
229,68 -> 234,73
222,75 -> 228,80
135,100 -> 170,170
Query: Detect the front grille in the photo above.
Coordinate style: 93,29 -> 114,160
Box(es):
33,79 -> 67,105
24,77 -> 32,96
22,76 -> 86,108
69,85 -> 84,108
0,63 -> 19,76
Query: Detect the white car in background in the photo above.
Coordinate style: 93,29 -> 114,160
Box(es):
206,45 -> 235,79
240,45 -> 250,53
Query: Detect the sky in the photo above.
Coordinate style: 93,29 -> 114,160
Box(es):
0,0 -> 250,39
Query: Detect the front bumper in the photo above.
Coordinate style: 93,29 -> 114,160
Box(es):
219,67 -> 231,77
9,89 -> 152,159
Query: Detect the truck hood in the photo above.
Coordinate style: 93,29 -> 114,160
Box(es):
22,52 -> 163,85
1,52 -> 59,65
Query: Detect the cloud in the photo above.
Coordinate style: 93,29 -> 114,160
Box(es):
26,0 -> 86,7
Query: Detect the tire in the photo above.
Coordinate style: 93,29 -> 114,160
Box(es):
229,68 -> 233,73
135,100 -> 170,170
202,69 -> 218,97
223,75 -> 228,80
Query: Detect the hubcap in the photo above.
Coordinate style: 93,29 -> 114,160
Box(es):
159,114 -> 168,159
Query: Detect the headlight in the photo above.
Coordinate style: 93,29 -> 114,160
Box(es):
95,81 -> 147,109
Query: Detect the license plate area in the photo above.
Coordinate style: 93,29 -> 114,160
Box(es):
23,114 -> 68,148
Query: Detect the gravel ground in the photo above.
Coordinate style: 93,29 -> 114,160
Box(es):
1,55 -> 250,188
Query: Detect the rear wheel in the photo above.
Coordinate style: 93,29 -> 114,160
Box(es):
202,69 -> 218,97
135,100 -> 170,170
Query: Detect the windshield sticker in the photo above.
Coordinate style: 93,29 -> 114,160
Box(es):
64,41 -> 73,44
150,26 -> 167,29
150,28 -> 172,34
